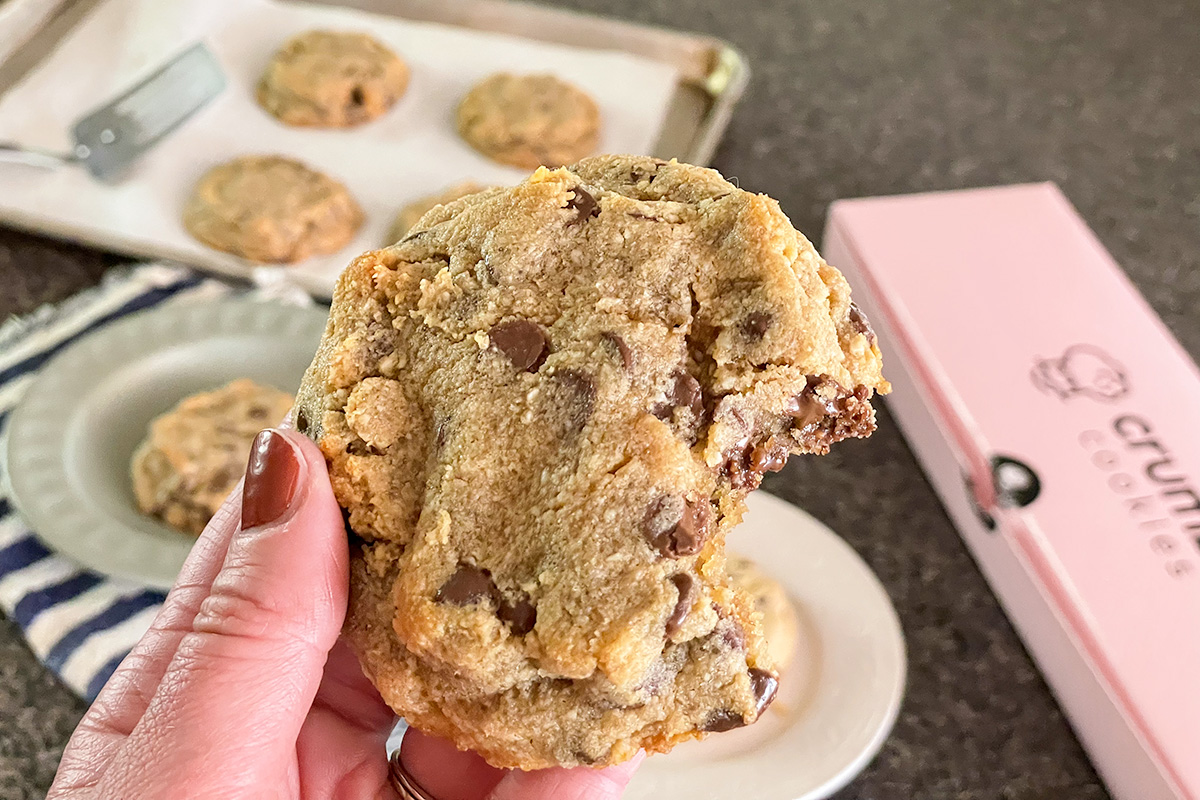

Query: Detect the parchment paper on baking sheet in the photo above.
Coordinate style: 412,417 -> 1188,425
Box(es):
0,0 -> 681,297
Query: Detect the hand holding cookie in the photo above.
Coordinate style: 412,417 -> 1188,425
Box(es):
48,428 -> 641,800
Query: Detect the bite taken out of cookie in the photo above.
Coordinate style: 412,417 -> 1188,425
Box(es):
295,155 -> 887,769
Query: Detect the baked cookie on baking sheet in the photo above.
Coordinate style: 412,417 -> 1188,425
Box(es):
183,155 -> 363,263
296,155 -> 887,769
257,30 -> 409,128
456,73 -> 600,169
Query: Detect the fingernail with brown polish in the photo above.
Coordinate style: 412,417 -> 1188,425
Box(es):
241,429 -> 301,530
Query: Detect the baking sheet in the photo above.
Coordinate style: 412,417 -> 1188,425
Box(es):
0,0 -> 681,297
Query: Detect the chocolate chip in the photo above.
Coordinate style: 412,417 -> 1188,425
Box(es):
750,667 -> 779,716
665,573 -> 696,636
725,457 -> 752,490
643,496 -> 677,538
643,496 -> 710,558
295,408 -> 310,435
490,319 -> 548,372
601,332 -> 633,371
670,371 -> 704,417
436,564 -> 496,605
497,594 -> 537,635
552,369 -> 596,434
701,709 -> 746,732
349,86 -> 365,106
345,439 -> 380,456
672,500 -> 710,555
437,567 -> 538,634
748,437 -> 788,475
739,312 -> 772,341
786,395 -> 825,431
848,302 -> 877,344
566,187 -> 600,224
652,371 -> 704,424
786,375 -> 840,431
725,434 -> 788,491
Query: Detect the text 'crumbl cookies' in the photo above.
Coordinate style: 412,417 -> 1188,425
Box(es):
295,155 -> 887,769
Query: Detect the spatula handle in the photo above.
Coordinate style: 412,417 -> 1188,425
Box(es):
0,141 -> 76,170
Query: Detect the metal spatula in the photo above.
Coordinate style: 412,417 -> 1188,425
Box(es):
0,41 -> 225,182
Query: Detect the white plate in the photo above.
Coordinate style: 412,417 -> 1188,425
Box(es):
625,491 -> 906,800
5,298 -> 329,589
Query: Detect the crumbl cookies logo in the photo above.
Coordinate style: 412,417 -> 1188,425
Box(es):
1078,418 -> 1200,578
1030,344 -> 1130,402
1031,345 -> 1200,578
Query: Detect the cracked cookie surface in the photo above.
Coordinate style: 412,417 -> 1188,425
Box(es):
257,30 -> 409,128
295,155 -> 887,768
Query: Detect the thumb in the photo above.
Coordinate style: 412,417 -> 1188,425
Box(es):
487,752 -> 645,800
100,428 -> 348,794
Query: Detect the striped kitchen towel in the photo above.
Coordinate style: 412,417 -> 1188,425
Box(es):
0,262 -> 312,701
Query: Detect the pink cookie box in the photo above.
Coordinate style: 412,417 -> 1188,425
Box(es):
823,183 -> 1200,800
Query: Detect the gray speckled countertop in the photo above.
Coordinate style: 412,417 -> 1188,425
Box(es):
2,0 -> 1198,797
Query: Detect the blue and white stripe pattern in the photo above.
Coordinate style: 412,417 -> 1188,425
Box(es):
0,264 -> 255,700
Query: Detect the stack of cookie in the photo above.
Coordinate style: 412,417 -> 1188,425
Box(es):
183,29 -> 602,265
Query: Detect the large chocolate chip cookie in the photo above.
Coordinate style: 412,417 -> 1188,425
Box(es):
295,155 -> 887,769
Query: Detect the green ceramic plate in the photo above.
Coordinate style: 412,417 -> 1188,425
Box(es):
5,298 -> 328,589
